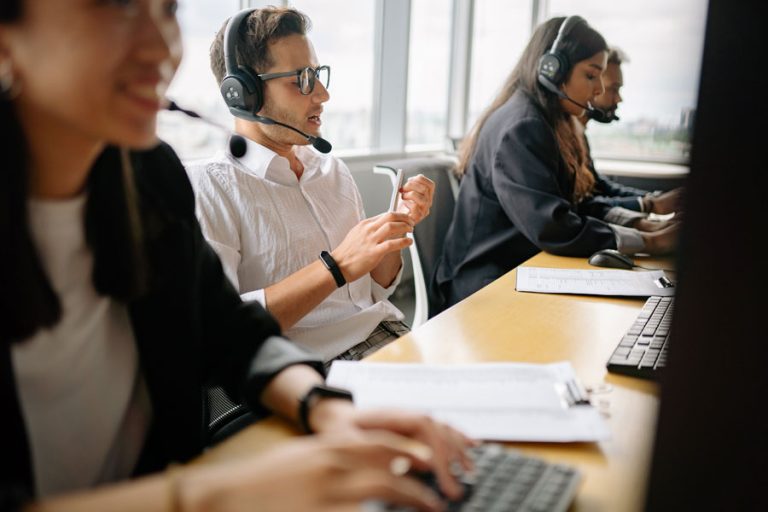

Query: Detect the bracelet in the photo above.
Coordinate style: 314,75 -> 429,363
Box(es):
319,250 -> 346,288
298,384 -> 354,434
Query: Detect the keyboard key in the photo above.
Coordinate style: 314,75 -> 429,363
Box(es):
607,296 -> 673,379
371,444 -> 581,512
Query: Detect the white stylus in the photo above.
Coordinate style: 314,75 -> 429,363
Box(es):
388,168 -> 405,212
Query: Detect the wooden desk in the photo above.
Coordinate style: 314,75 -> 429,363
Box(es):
201,252 -> 672,511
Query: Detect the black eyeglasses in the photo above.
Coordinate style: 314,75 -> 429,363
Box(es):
257,65 -> 331,95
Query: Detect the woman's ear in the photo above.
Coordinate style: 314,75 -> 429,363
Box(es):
0,48 -> 18,98
0,28 -> 23,100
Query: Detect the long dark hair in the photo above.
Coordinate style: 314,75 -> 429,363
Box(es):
457,16 -> 607,200
1,2 -> 147,344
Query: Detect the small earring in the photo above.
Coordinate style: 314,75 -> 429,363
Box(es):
0,58 -> 20,100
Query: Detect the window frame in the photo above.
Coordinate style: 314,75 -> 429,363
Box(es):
220,0 -> 693,175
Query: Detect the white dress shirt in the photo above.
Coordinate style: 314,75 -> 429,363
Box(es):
186,140 -> 403,361
12,195 -> 151,497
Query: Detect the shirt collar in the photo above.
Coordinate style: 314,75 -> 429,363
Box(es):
228,137 -> 323,184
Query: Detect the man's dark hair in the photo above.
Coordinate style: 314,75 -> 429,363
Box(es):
210,7 -> 311,84
607,46 -> 630,66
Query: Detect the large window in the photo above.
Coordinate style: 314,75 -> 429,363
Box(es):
156,1 -> 707,166
547,0 -> 708,162
289,0 -> 376,151
157,1 -> 240,160
406,0 -> 452,147
467,0 -> 532,128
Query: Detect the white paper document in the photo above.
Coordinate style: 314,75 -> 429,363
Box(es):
515,267 -> 675,297
327,361 -> 610,442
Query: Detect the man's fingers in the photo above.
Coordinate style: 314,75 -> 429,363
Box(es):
373,220 -> 414,241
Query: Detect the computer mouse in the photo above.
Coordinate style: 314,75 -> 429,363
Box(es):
588,249 -> 635,269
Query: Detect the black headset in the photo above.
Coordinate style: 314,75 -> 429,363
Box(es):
537,15 -> 586,92
220,8 -> 264,116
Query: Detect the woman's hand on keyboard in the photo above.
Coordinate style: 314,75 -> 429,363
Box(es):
308,400 -> 477,502
177,435 -> 444,512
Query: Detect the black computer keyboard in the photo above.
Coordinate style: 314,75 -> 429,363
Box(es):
607,296 -> 674,379
371,443 -> 581,512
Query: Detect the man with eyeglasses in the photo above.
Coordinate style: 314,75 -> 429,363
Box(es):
187,7 -> 435,368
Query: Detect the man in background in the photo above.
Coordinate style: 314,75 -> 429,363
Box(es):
580,47 -> 683,215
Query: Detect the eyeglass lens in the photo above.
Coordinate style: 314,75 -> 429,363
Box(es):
299,67 -> 330,94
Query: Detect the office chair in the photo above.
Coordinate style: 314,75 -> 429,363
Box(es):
204,385 -> 260,445
373,156 -> 459,327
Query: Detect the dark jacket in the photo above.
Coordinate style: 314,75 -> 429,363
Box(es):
433,90 -> 617,312
1,143 -> 322,507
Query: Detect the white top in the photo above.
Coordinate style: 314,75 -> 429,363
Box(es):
186,140 -> 403,361
11,195 -> 151,497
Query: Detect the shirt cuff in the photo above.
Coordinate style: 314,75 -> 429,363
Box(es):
609,224 -> 646,254
604,206 -> 648,227
243,336 -> 325,416
240,288 -> 266,307
370,260 -> 404,303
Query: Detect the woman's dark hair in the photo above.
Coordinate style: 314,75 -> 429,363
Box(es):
0,0 -> 21,21
1,2 -> 147,344
0,1 -> 61,343
457,16 -> 607,200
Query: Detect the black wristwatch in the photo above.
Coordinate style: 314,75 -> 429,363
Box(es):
298,384 -> 354,434
319,250 -> 346,288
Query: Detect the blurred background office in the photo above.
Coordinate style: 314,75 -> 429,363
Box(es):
159,0 -> 707,321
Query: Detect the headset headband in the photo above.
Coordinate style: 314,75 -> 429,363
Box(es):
548,15 -> 584,55
223,8 -> 256,76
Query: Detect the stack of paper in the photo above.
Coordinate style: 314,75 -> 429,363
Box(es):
327,361 -> 610,442
516,267 -> 675,297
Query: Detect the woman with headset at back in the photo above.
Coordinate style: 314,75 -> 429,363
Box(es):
432,16 -> 679,312
0,1 -> 472,510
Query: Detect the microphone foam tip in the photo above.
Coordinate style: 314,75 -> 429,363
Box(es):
229,135 -> 247,158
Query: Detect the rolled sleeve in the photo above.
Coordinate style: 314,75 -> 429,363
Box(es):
604,206 -> 648,227
371,260 -> 403,302
240,288 -> 267,307
243,336 -> 325,415
609,224 -> 646,254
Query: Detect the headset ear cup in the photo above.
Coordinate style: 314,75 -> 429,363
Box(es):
554,52 -> 570,84
219,67 -> 263,113
220,75 -> 248,110
238,66 -> 263,113
538,51 -> 570,87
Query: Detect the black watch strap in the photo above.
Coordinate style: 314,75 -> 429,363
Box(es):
298,384 -> 354,434
319,250 -> 346,288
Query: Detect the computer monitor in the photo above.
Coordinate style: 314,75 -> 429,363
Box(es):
645,0 -> 768,509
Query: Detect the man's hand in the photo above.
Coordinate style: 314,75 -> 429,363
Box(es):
644,188 -> 684,215
633,217 -> 677,233
332,212 -> 414,283
397,174 -> 435,225
642,223 -> 681,254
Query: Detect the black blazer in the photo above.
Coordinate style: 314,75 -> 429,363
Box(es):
433,90 -> 617,311
0,143 -> 322,505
